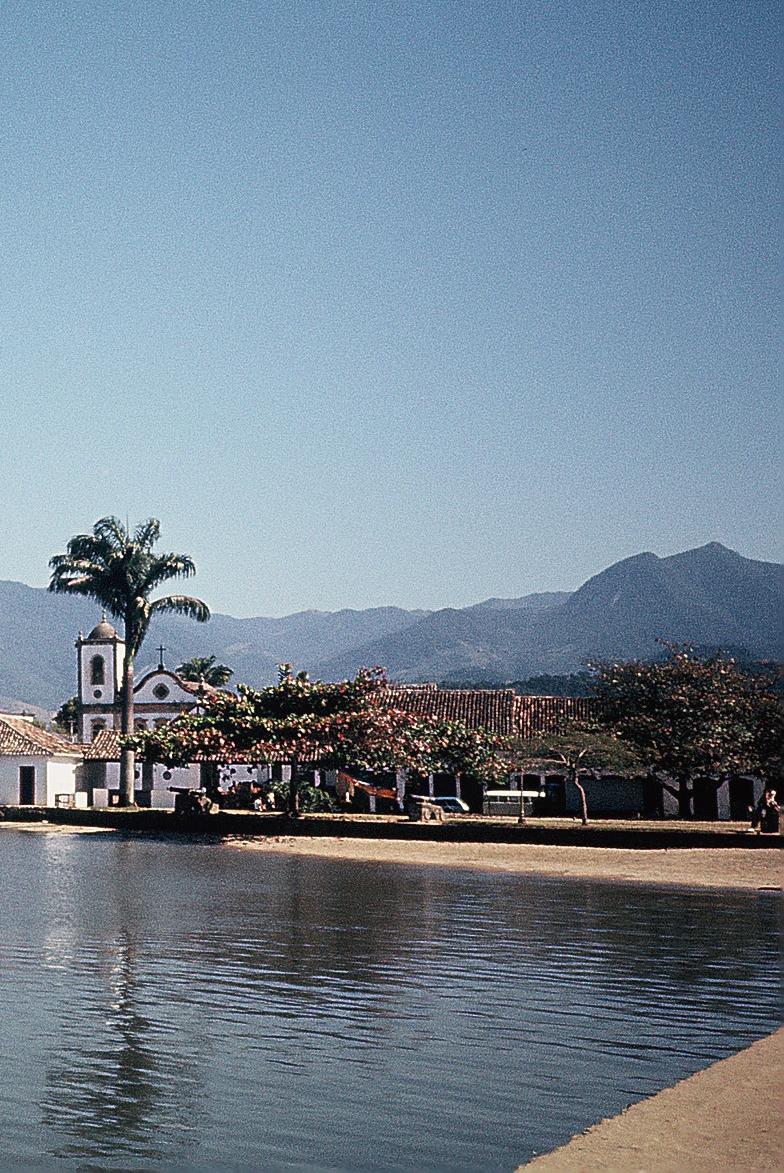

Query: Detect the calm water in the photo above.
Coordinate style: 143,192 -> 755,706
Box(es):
0,829 -> 780,1171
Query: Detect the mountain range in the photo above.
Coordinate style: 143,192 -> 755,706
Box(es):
0,542 -> 781,712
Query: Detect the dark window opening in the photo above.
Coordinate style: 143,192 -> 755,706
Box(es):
19,766 -> 35,805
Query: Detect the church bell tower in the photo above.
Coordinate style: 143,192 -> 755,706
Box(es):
75,616 -> 125,742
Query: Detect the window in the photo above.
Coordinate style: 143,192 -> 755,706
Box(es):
90,656 -> 105,686
135,719 -> 148,730
153,683 -> 170,700
91,720 -> 106,741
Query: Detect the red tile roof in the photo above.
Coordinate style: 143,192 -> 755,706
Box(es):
514,695 -> 596,738
381,686 -> 519,735
0,716 -> 83,757
383,686 -> 596,738
82,730 -> 122,760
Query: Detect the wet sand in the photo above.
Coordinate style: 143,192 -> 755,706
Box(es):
230,834 -> 782,891
521,1027 -> 784,1171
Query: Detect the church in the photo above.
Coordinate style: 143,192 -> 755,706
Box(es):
0,618 -> 760,819
0,616 -> 232,809
75,615 -> 236,807
75,615 -> 213,743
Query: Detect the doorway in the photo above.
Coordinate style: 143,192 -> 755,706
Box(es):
19,766 -> 35,805
729,777 -> 754,822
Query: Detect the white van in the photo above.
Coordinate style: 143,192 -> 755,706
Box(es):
483,788 -> 544,816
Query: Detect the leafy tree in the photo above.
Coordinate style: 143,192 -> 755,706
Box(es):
49,517 -> 210,805
137,665 -> 506,815
176,655 -> 233,687
402,718 -> 509,790
509,722 -> 639,824
593,644 -> 783,817
53,695 -> 79,736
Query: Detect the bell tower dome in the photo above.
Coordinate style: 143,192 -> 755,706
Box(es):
76,615 -> 125,742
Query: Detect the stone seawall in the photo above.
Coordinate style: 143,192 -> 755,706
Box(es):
1,806 -> 780,849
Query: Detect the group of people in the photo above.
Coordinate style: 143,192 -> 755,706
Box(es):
215,780 -> 277,811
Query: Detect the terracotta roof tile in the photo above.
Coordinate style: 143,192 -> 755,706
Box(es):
82,730 -> 122,760
514,695 -> 597,738
0,716 -> 83,757
381,686 -> 519,735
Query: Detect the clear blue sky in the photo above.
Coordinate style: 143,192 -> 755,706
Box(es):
1,0 -> 780,616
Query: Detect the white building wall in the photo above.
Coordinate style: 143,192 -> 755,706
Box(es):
43,759 -> 80,806
0,757 -> 80,806
0,756 -> 41,804
150,762 -> 202,808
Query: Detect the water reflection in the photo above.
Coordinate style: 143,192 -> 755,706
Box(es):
0,830 -> 779,1171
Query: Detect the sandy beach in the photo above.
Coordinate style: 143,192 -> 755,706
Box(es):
521,1027 -> 784,1171
229,834 -> 782,891
235,832 -> 781,1171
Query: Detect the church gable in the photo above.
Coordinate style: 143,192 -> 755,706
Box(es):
133,670 -> 203,706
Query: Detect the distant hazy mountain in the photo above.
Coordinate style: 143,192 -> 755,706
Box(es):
312,543 -> 783,682
0,581 -> 430,709
0,543 -> 780,710
468,591 -> 572,611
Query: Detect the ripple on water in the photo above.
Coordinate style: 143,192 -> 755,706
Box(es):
0,831 -> 779,1170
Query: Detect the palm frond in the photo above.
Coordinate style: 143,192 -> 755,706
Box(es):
133,518 -> 161,550
150,595 -> 211,623
93,516 -> 130,549
141,554 -> 197,594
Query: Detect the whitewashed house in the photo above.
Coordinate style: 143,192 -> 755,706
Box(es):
0,714 -> 84,807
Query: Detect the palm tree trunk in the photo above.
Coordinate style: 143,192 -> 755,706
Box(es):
119,651 -> 136,807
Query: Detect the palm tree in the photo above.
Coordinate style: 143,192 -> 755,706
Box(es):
49,517 -> 210,805
176,655 -> 233,688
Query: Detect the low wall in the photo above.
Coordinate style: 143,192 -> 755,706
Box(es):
0,806 -> 780,849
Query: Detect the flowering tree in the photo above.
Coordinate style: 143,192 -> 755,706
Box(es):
593,644 -> 783,817
401,719 -> 509,790
136,666 -> 507,815
509,722 -> 640,825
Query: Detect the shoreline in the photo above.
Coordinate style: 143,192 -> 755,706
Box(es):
520,1027 -> 784,1171
227,834 -> 782,891
2,818 -> 780,889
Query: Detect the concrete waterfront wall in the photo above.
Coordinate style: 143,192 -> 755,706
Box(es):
0,806 -> 780,849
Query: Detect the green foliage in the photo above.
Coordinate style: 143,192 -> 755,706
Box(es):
135,666 -> 507,811
513,722 -> 640,775
48,516 -> 209,805
53,695 -> 79,735
507,720 -> 640,823
176,655 -> 233,687
48,516 -> 210,657
593,643 -> 784,813
266,775 -> 338,813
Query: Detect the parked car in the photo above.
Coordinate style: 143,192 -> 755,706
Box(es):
413,795 -> 470,814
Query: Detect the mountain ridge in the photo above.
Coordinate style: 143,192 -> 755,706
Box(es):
0,542 -> 780,710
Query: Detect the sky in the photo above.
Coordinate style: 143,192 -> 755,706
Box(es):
0,0 -> 780,617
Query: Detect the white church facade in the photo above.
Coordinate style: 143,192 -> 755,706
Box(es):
75,616 -> 228,807
76,616 -> 211,744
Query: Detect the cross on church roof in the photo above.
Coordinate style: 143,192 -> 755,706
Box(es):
157,644 -> 166,669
